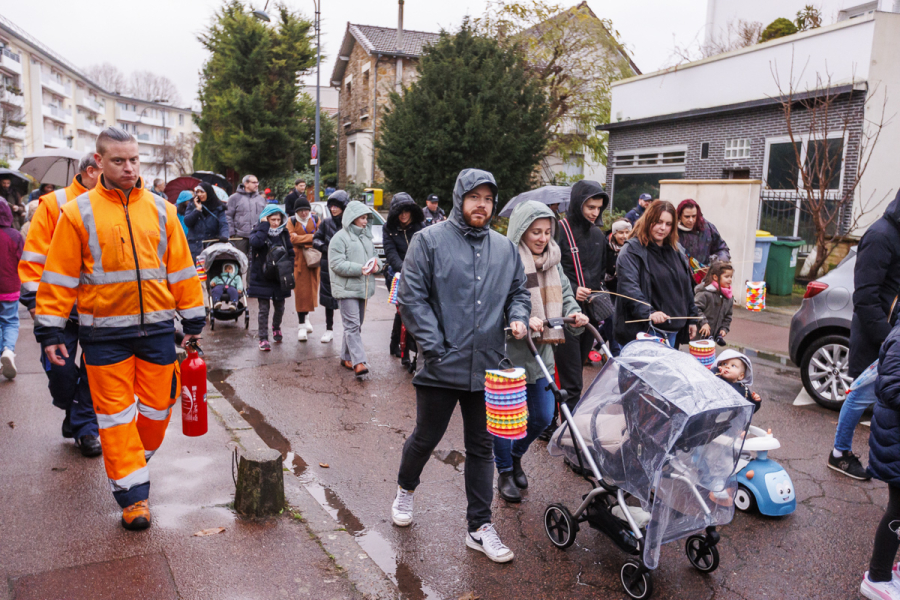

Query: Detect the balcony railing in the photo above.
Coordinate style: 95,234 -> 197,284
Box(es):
42,104 -> 73,124
0,48 -> 22,75
40,72 -> 72,97
1,48 -> 19,63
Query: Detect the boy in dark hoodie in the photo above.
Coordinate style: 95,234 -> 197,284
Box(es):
554,179 -> 608,413
713,349 -> 761,413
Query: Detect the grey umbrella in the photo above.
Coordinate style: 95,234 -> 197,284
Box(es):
18,148 -> 84,187
499,186 -> 571,218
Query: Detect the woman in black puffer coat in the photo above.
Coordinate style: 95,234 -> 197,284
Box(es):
312,190 -> 350,342
862,323 -> 900,594
184,182 -> 229,259
382,192 -> 424,360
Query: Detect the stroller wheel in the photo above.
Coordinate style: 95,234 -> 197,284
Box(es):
734,485 -> 755,512
210,317 -> 215,331
620,561 -> 653,599
685,535 -> 720,573
543,504 -> 577,549
244,313 -> 250,329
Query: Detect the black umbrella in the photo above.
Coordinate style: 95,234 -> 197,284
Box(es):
499,186 -> 571,218
0,168 -> 30,189
191,171 -> 232,195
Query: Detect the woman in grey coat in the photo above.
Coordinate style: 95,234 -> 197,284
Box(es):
495,201 -> 588,503
328,200 -> 382,378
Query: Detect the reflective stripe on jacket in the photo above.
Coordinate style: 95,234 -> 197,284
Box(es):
34,177 -> 205,346
18,177 -> 88,310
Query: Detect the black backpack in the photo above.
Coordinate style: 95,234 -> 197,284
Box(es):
264,235 -> 295,291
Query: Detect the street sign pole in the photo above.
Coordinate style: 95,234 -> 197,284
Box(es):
314,1 -> 321,203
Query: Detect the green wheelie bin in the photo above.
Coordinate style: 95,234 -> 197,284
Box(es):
765,237 -> 804,296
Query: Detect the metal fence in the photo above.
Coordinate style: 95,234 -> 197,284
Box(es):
757,190 -> 844,252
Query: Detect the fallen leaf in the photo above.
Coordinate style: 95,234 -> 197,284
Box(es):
319,463 -> 330,468
7,421 -> 13,428
458,593 -> 480,600
192,527 -> 226,537
51,467 -> 67,472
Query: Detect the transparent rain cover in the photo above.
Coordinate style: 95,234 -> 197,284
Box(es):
549,340 -> 754,568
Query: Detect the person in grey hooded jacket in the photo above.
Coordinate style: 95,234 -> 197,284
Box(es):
226,174 -> 266,255
391,168 -> 530,564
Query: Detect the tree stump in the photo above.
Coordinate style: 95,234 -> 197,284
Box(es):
234,447 -> 284,517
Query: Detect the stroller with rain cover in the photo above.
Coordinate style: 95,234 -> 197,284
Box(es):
531,317 -> 753,599
198,242 -> 250,330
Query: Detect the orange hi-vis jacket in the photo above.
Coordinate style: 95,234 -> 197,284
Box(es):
34,177 -> 206,346
18,175 -> 89,311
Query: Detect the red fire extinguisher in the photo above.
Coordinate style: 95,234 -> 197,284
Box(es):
181,339 -> 207,437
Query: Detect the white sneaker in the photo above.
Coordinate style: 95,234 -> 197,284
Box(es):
297,328 -> 308,342
306,321 -> 314,333
391,487 -> 414,527
466,523 -> 514,563
321,330 -> 333,343
1,349 -> 16,380
861,572 -> 900,600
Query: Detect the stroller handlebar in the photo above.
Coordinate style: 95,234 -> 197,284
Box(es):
522,316 -> 606,356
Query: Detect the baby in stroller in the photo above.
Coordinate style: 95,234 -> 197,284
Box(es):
210,261 -> 243,313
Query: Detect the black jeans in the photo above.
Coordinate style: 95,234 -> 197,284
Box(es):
397,385 -> 494,532
869,484 -> 900,582
257,297 -> 285,339
297,311 -> 307,324
391,313 -> 402,351
325,307 -> 334,331
554,325 -> 596,412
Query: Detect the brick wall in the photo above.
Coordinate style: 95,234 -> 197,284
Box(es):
605,90 -> 866,217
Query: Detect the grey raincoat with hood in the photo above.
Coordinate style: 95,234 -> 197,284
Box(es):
505,201 -> 583,384
397,169 -> 531,392
226,184 -> 267,238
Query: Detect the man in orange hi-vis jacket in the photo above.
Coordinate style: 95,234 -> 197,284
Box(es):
19,153 -> 102,458
35,127 -> 206,531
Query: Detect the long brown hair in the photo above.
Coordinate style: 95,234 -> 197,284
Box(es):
631,200 -> 678,249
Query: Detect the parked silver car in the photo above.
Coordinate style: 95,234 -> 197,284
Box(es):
311,201 -> 385,258
788,247 -> 856,410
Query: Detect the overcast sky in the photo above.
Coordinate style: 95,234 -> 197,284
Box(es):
0,0 -> 707,107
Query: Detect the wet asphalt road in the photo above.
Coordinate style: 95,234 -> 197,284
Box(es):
203,283 -> 886,600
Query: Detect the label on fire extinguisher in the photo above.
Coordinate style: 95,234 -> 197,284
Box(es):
182,385 -> 206,422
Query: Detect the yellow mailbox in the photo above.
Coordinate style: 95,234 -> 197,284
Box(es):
363,188 -> 383,208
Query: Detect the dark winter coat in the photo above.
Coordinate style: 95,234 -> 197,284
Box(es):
558,180 -> 609,293
694,282 -> 733,337
1,184 -> 24,229
678,222 -> 731,265
614,238 -> 700,346
422,205 -> 446,225
312,190 -> 350,310
871,323 -> 900,486
624,203 -> 645,226
248,221 -> 295,299
284,188 -> 308,217
604,232 -> 623,293
0,201 -> 23,296
397,169 -> 531,392
849,190 -> 900,378
382,192 -> 425,280
184,184 -> 229,258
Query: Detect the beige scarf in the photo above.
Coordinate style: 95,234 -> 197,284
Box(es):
518,240 -> 565,344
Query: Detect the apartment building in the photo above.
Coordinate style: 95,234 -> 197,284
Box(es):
0,14 -> 198,182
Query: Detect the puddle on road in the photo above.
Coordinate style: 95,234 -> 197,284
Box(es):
210,369 -> 438,600
432,449 -> 465,470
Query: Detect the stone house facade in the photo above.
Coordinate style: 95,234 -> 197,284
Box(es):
330,24 -> 440,189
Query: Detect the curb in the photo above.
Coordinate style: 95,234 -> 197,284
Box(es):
724,342 -> 796,368
205,383 -> 400,600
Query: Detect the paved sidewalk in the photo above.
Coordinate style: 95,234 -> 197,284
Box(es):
0,312 -> 371,600
726,306 -> 794,362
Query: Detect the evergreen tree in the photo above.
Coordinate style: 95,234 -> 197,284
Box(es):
376,24 -> 549,210
195,1 -> 316,179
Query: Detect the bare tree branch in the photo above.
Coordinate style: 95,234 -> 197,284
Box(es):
128,71 -> 181,105
84,63 -> 128,94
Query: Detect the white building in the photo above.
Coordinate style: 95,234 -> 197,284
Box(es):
705,0 -> 900,47
0,14 -> 197,182
603,11 -> 900,237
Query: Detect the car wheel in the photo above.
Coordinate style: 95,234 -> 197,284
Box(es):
800,334 -> 852,410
